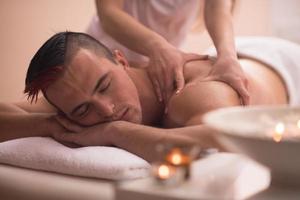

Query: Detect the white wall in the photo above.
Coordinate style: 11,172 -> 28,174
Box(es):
270,0 -> 300,43
0,0 -> 95,102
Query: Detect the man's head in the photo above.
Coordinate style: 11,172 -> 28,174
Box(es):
25,32 -> 142,126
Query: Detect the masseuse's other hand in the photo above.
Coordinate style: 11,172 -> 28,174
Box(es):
203,56 -> 250,105
147,44 -> 208,103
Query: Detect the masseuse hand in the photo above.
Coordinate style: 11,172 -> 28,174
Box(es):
202,56 -> 250,105
147,44 -> 208,103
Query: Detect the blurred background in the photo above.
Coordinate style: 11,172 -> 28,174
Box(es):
0,0 -> 299,102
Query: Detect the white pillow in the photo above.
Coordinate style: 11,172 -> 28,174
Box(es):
0,137 -> 150,180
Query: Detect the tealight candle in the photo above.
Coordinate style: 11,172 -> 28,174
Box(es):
156,164 -> 175,180
152,162 -> 186,186
165,148 -> 192,180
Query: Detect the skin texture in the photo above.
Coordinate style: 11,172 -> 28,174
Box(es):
0,48 -> 287,162
96,0 -> 249,105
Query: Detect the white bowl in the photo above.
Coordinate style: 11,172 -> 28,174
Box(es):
203,106 -> 300,187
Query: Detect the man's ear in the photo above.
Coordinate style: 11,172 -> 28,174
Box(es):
113,49 -> 129,68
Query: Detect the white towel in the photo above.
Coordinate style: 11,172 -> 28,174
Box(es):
206,36 -> 300,106
0,137 -> 150,180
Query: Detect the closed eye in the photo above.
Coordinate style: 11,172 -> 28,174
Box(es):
76,104 -> 90,118
99,78 -> 111,93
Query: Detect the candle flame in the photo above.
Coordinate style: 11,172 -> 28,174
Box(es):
158,164 -> 171,179
171,153 -> 183,165
273,122 -> 285,142
297,120 -> 300,129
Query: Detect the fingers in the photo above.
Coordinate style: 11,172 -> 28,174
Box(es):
227,76 -> 250,105
55,115 -> 83,133
174,68 -> 185,94
202,74 -> 250,105
148,67 -> 171,103
163,70 -> 174,103
149,73 -> 163,102
235,79 -> 250,105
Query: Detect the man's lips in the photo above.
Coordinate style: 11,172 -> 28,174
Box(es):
120,108 -> 129,120
113,107 -> 129,121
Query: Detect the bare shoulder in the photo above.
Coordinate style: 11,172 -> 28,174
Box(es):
14,96 -> 57,113
162,57 -> 288,128
162,58 -> 239,127
163,80 -> 240,128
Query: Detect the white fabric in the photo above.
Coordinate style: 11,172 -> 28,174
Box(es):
206,37 -> 300,106
0,137 -> 150,180
86,0 -> 200,62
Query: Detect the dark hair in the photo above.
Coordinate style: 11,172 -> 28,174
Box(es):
24,31 -> 116,103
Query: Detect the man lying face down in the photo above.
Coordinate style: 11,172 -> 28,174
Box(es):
0,32 -> 291,162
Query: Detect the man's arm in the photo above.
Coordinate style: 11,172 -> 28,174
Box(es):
54,119 -> 216,162
0,97 -> 62,142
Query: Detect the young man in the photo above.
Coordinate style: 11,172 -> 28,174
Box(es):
0,32 -> 299,162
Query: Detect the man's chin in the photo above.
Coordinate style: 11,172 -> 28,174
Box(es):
128,117 -> 142,124
77,117 -> 141,127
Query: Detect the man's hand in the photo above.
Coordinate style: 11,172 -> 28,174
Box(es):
147,44 -> 208,104
54,114 -> 84,133
202,56 -> 250,105
53,116 -> 122,146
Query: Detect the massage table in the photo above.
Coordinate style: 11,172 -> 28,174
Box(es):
0,163 -> 115,200
0,137 -> 272,200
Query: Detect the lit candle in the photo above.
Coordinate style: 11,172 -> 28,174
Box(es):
153,163 -> 176,181
169,149 -> 183,165
166,148 -> 191,166
273,122 -> 285,142
165,148 -> 192,180
157,164 -> 172,179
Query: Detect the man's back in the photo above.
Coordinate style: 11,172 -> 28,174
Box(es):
162,57 -> 288,128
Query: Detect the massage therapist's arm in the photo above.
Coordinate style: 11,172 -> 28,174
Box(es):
96,0 -> 167,59
0,98 -> 63,142
204,0 -> 249,105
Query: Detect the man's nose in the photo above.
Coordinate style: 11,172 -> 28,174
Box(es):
92,97 -> 115,118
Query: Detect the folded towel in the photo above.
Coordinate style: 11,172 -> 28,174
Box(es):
0,137 -> 150,180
